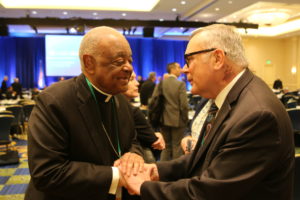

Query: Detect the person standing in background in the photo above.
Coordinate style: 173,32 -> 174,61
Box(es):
137,75 -> 144,92
155,62 -> 189,161
140,72 -> 156,108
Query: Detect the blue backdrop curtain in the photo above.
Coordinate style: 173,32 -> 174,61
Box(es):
0,36 -> 45,89
0,36 -> 188,89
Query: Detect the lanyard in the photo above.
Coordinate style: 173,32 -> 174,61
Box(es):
85,77 -> 121,158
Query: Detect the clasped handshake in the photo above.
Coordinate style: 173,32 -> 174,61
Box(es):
114,152 -> 159,195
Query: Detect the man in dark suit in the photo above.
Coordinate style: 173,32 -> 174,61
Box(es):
122,24 -> 295,199
139,72 -> 156,107
153,62 -> 188,161
25,26 -> 144,200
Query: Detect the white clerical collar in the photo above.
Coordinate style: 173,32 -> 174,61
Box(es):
215,69 -> 246,109
89,81 -> 113,102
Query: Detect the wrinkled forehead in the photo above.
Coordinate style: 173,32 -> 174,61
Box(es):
186,33 -> 206,53
99,36 -> 132,56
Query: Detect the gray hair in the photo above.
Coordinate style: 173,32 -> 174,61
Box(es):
191,24 -> 248,68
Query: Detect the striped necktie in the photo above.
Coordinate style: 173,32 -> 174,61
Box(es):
201,101 -> 218,145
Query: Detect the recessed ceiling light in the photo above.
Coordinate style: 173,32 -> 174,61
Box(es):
122,13 -> 127,16
228,1 -> 233,4
247,10 -> 290,26
195,19 -> 199,22
172,8 -> 177,12
0,0 -> 160,12
215,8 -> 220,11
32,10 -> 37,15
93,12 -> 98,16
63,11 -> 68,15
181,1 -> 186,5
159,18 -> 164,21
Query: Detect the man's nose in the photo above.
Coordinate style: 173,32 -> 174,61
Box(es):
122,62 -> 133,74
182,64 -> 189,74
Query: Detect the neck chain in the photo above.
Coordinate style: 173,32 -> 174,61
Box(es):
85,77 -> 121,158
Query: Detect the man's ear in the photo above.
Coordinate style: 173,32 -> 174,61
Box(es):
213,49 -> 226,70
83,55 -> 96,74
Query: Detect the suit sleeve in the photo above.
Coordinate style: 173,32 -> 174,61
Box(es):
132,106 -> 158,147
179,82 -> 189,125
28,92 -> 113,198
140,110 -> 282,200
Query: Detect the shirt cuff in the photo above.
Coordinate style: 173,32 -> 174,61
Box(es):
109,167 -> 119,194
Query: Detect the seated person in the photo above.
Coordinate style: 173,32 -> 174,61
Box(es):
5,86 -> 17,100
31,87 -> 40,100
272,79 -> 284,99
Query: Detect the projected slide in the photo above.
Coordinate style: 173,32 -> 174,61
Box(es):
45,35 -> 83,76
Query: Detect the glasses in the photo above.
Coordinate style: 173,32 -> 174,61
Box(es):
184,48 -> 216,68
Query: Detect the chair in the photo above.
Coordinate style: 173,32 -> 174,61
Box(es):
281,93 -> 297,106
295,156 -> 300,200
286,101 -> 297,109
0,110 -> 13,115
0,115 -> 14,152
287,109 -> 300,147
5,105 -> 24,135
23,103 -> 35,122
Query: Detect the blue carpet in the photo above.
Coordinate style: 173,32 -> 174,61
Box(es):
0,138 -> 28,200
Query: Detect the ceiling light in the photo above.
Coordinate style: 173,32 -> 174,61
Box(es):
62,11 -> 68,15
122,13 -> 127,17
291,66 -> 297,74
181,1 -> 186,5
246,10 -> 290,26
93,12 -> 98,16
32,10 -> 37,14
172,8 -> 177,12
215,8 -> 220,11
0,0 -> 160,11
159,18 -> 164,21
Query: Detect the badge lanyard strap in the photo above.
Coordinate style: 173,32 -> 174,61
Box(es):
85,77 -> 121,158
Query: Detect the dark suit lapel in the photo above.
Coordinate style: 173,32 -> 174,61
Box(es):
189,68 -> 254,173
75,74 -> 110,161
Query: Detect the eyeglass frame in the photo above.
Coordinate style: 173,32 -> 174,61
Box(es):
184,48 -> 217,68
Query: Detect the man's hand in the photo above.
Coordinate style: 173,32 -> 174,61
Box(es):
122,164 -> 158,195
114,153 -> 144,176
144,163 -> 159,181
151,132 -> 165,150
181,136 -> 197,154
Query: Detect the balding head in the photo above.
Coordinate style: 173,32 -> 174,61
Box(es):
79,26 -> 129,72
78,26 -> 133,95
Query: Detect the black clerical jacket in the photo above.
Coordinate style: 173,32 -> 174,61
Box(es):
25,73 -> 142,200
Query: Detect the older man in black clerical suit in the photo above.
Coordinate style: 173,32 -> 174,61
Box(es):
25,27 -> 144,200
122,24 -> 294,200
